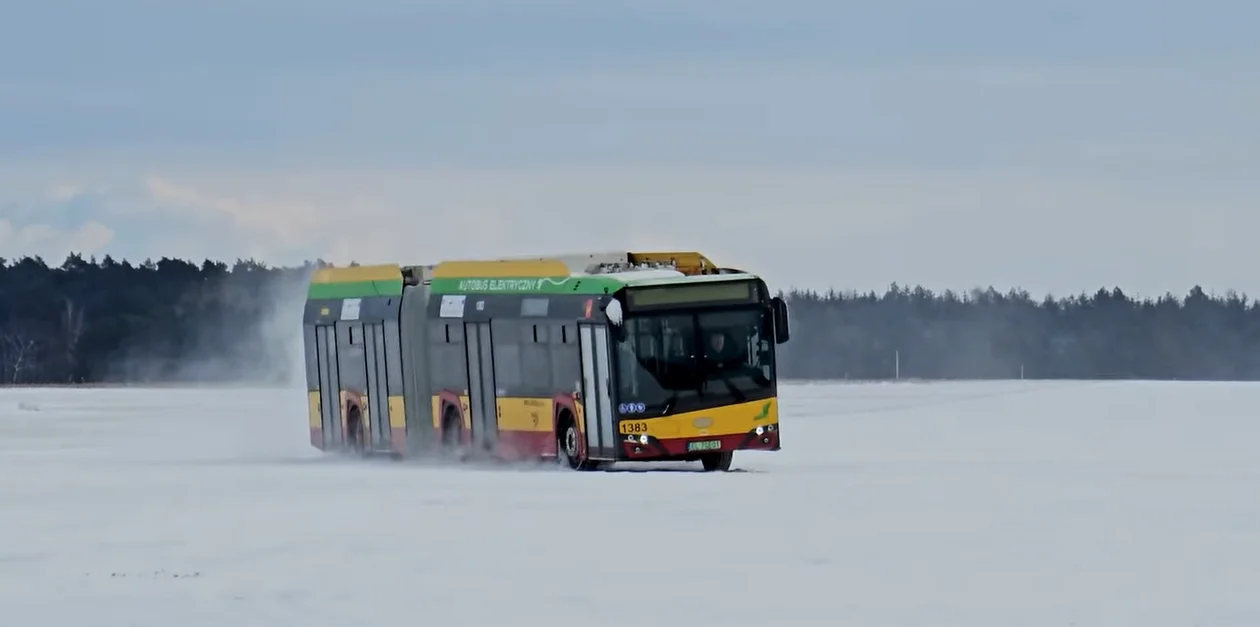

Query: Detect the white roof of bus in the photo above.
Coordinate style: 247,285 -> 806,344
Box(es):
588,269 -> 686,282
620,272 -> 758,287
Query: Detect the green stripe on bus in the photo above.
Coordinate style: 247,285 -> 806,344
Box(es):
307,279 -> 404,299
427,276 -> 624,295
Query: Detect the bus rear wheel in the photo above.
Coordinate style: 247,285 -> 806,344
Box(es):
699,452 -> 733,472
345,406 -> 366,455
440,407 -> 465,460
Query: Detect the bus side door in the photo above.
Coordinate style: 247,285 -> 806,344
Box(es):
578,323 -> 617,459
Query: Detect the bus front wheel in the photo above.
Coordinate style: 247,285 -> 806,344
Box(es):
700,452 -> 733,472
557,412 -> 599,471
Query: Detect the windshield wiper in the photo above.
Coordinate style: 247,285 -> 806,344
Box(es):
719,376 -> 746,401
660,394 -> 678,416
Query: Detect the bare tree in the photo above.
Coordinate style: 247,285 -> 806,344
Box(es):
62,297 -> 86,382
2,331 -> 41,384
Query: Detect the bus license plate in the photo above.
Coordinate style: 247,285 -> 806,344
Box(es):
687,440 -> 721,452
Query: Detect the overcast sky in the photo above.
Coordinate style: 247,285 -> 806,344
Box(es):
1,0 -> 1256,297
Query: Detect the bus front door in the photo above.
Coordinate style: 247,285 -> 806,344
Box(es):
578,323 -> 617,459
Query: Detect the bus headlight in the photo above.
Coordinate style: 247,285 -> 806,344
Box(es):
755,425 -> 764,435
639,434 -> 649,445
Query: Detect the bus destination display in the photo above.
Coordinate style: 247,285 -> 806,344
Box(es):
626,280 -> 757,308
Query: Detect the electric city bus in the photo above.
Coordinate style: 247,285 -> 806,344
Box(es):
301,251 -> 790,471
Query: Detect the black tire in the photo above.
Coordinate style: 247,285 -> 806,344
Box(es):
556,413 -> 600,471
345,407 -> 366,455
440,407 -> 464,458
700,451 -> 733,472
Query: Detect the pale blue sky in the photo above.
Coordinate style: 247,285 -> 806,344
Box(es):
0,0 -> 1256,296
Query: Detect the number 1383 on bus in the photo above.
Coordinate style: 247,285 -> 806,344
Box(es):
619,421 -> 650,434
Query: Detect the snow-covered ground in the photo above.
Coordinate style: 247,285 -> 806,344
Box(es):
3,380 -> 1259,626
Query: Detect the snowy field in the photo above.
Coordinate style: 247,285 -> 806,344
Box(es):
3,380 -> 1259,626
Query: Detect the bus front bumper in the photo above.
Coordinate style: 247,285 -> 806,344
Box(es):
618,423 -> 780,460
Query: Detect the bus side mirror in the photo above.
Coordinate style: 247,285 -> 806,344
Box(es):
771,297 -> 790,344
601,298 -> 626,342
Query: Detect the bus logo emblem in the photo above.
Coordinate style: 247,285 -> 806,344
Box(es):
692,417 -> 713,429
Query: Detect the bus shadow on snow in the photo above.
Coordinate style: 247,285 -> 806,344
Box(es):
270,453 -> 767,474
599,461 -> 763,473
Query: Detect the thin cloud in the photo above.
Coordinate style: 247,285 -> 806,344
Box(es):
0,220 -> 114,260
142,176 -> 326,249
0,0 -> 1255,296
0,162 -> 1255,297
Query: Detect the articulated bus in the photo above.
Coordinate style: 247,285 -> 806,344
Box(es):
301,251 -> 791,471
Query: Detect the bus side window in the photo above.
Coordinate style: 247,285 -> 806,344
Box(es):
550,323 -> 579,392
520,324 -> 552,394
429,322 -> 466,391
490,319 -> 524,392
428,321 -> 445,344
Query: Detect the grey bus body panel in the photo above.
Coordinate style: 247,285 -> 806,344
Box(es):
399,283 -> 436,451
301,264 -> 783,461
463,321 -> 499,452
304,295 -> 403,451
314,324 -> 342,448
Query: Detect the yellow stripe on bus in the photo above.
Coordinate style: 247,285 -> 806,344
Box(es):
496,397 -> 554,432
430,259 -> 569,278
307,391 -> 321,428
627,251 -> 718,275
310,264 -> 402,284
388,395 -> 406,429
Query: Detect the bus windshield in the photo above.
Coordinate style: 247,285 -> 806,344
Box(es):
613,306 -> 775,416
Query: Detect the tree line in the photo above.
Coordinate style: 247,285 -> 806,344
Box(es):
0,254 -> 311,385
0,254 -> 1255,384
777,283 -> 1258,381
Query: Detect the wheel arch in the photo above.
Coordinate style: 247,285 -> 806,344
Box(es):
552,393 -> 583,458
436,388 -> 468,445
